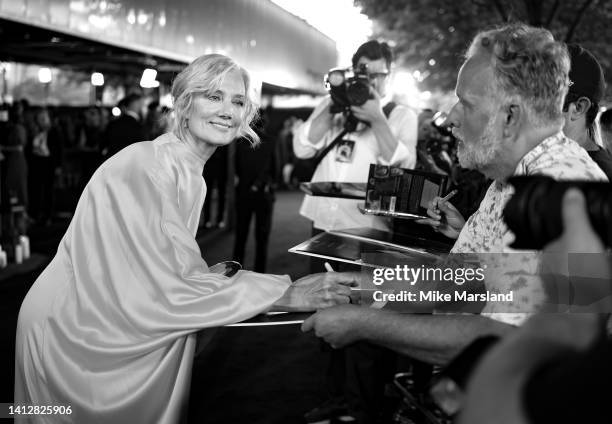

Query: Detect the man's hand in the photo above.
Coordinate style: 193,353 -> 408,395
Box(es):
272,272 -> 359,312
416,196 -> 465,239
545,188 -> 604,254
540,189 -> 610,312
458,189 -> 609,424
349,89 -> 385,125
301,304 -> 373,348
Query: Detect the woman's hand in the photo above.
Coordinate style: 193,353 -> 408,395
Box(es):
416,196 -> 465,239
271,272 -> 360,312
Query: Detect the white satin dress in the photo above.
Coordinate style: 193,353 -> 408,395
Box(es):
14,133 -> 290,423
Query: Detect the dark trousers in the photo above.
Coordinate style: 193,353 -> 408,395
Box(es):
232,188 -> 274,272
28,156 -> 55,221
345,342 -> 400,423
309,228 -> 402,423
203,170 -> 227,224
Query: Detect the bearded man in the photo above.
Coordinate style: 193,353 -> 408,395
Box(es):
301,24 -> 607,420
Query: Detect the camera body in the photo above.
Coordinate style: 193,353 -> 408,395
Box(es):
504,175 -> 612,249
325,63 -> 372,114
431,111 -> 454,138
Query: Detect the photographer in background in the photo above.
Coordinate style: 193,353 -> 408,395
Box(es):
416,109 -> 491,220
294,40 -> 417,424
293,40 -> 418,235
601,108 -> 612,152
459,188 -> 611,424
415,109 -> 450,176
561,44 -> 612,180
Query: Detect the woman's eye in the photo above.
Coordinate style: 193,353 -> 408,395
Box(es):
208,94 -> 221,101
233,100 -> 245,107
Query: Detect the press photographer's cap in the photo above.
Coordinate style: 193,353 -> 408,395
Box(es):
567,43 -> 606,104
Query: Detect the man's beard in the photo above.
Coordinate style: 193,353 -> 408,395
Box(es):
456,116 -> 502,173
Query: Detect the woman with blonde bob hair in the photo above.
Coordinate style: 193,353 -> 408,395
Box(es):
14,54 -> 355,423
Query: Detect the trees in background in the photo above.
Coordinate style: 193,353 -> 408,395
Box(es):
356,0 -> 612,92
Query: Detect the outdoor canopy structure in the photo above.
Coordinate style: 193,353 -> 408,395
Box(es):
0,0 -> 338,96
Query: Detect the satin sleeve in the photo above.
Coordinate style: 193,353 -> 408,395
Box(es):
64,151 -> 290,343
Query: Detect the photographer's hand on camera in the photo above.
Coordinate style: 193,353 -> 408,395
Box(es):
350,88 -> 400,162
417,196 -> 465,239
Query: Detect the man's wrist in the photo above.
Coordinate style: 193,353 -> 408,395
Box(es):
352,307 -> 377,340
369,113 -> 389,129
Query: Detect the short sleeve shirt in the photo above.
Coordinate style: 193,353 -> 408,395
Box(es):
451,132 -> 608,325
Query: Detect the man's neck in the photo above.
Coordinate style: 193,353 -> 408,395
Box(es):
581,136 -> 600,151
495,124 -> 562,181
564,120 -> 599,151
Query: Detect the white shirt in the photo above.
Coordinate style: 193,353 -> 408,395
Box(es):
294,97 -> 418,231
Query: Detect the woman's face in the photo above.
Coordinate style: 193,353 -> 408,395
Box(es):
185,69 -> 246,147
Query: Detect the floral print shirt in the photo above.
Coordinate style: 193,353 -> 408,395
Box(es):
451,132 -> 608,325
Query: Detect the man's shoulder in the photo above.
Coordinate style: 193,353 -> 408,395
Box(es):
587,147 -> 612,181
387,103 -> 417,119
525,135 -> 607,181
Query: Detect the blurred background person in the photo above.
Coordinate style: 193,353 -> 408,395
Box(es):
562,44 -> 612,180
202,145 -> 228,228
103,93 -> 145,157
27,108 -> 63,225
76,106 -> 105,189
144,100 -> 168,140
599,107 -> 612,153
293,40 -> 418,238
415,108 -> 450,176
77,107 -> 105,152
414,108 -> 491,221
233,110 -> 277,272
1,100 -> 30,215
276,115 -> 299,189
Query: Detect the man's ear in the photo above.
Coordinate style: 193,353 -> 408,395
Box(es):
503,104 -> 521,139
570,97 -> 591,120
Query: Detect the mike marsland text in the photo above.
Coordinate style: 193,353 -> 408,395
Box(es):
372,290 -> 514,303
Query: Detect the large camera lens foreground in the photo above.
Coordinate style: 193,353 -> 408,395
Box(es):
345,79 -> 371,106
503,175 -> 612,250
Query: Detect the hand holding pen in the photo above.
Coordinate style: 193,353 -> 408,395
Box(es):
433,189 -> 458,214
416,189 -> 466,239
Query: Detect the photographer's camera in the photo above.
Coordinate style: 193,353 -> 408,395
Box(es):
325,63 -> 373,114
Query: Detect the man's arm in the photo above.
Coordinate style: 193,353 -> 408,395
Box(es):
307,100 -> 335,145
302,305 -> 514,365
370,116 -> 400,163
350,95 -> 418,166
292,97 -> 335,159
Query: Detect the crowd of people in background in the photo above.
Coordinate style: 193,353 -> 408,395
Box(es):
0,72 -> 611,277
0,97 -> 172,227
3,23 -> 612,424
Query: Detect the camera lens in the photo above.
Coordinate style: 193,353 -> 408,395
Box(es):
327,70 -> 345,87
346,80 -> 370,106
504,176 -> 612,249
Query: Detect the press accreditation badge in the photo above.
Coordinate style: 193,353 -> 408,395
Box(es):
335,139 -> 356,163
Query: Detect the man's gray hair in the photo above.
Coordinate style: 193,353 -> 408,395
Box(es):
466,23 -> 570,127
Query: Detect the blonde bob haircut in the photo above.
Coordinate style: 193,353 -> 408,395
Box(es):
171,54 -> 260,145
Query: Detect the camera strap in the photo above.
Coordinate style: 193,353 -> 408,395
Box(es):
311,101 -> 397,170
